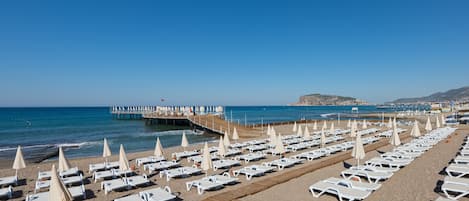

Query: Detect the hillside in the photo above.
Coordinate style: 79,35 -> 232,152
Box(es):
292,93 -> 369,106
392,86 -> 469,103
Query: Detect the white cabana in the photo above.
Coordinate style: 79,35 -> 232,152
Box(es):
292,122 -> 297,132
441,114 -> 446,126
201,142 -> 212,175
223,131 -> 231,147
154,137 -> 164,157
103,138 -> 112,163
58,147 -> 71,172
387,117 -> 393,128
347,119 -> 351,128
350,121 -> 357,138
313,121 -> 318,130
181,132 -> 189,150
232,127 -> 239,142
410,120 -> 421,138
119,144 -> 130,172
390,124 -> 401,147
297,125 -> 303,137
49,164 -> 73,201
12,145 -> 26,177
269,131 -> 277,147
425,116 -> 433,131
329,123 -> 335,135
322,121 -> 327,130
304,126 -> 311,138
218,136 -> 226,157
362,119 -> 367,129
435,116 -> 441,128
275,134 -> 286,155
351,131 -> 365,167
320,128 -> 326,148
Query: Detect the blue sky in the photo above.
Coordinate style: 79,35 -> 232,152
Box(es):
1,1 -> 468,106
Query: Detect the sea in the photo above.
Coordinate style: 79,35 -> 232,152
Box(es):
0,106 -> 396,161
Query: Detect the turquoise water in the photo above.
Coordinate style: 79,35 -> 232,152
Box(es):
0,106 -> 393,161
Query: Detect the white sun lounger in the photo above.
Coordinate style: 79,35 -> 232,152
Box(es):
341,168 -> 393,183
26,184 -> 86,200
245,144 -> 268,152
159,166 -> 202,181
444,176 -> 469,186
188,154 -> 219,164
171,150 -> 199,160
206,173 -> 239,185
365,157 -> 410,168
136,156 -> 166,166
144,161 -> 180,174
350,165 -> 399,173
265,158 -> 302,170
446,164 -> 469,178
114,193 -> 145,201
114,186 -> 175,201
294,151 -> 325,161
223,149 -> 242,157
0,176 -> 17,187
0,186 -> 12,199
113,169 -> 134,177
323,177 -> 381,191
101,178 -> 130,195
454,155 -> 469,164
35,174 -> 83,192
309,180 -> 371,201
236,152 -> 266,163
93,170 -> 115,182
441,182 -> 469,200
125,175 -> 150,187
38,167 -> 80,180
89,161 -> 119,172
212,159 -> 241,171
233,165 -> 275,180
186,178 -> 224,195
435,196 -> 454,201
140,186 -> 176,201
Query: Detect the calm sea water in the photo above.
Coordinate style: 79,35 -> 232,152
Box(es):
0,106 -> 390,161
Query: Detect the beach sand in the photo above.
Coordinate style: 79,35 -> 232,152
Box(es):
1,120 -> 460,201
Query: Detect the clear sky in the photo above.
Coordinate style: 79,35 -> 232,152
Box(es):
1,0 -> 468,107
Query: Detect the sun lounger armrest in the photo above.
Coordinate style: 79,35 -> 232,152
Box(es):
222,172 -> 231,178
164,186 -> 172,193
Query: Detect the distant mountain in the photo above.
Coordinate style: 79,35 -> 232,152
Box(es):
392,86 -> 469,103
292,93 -> 369,106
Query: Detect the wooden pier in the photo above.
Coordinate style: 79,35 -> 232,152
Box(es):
111,105 -> 261,138
143,113 -> 261,138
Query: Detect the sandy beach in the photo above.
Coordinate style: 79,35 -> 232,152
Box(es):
1,120 -> 465,201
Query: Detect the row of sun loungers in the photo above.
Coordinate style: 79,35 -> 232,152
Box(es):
439,133 -> 469,200
310,127 -> 456,200
89,161 -> 119,173
35,174 -> 84,192
93,168 -> 134,182
101,175 -> 150,195
159,166 -> 202,181
38,166 -> 80,180
27,185 -> 86,201
185,172 -> 238,195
